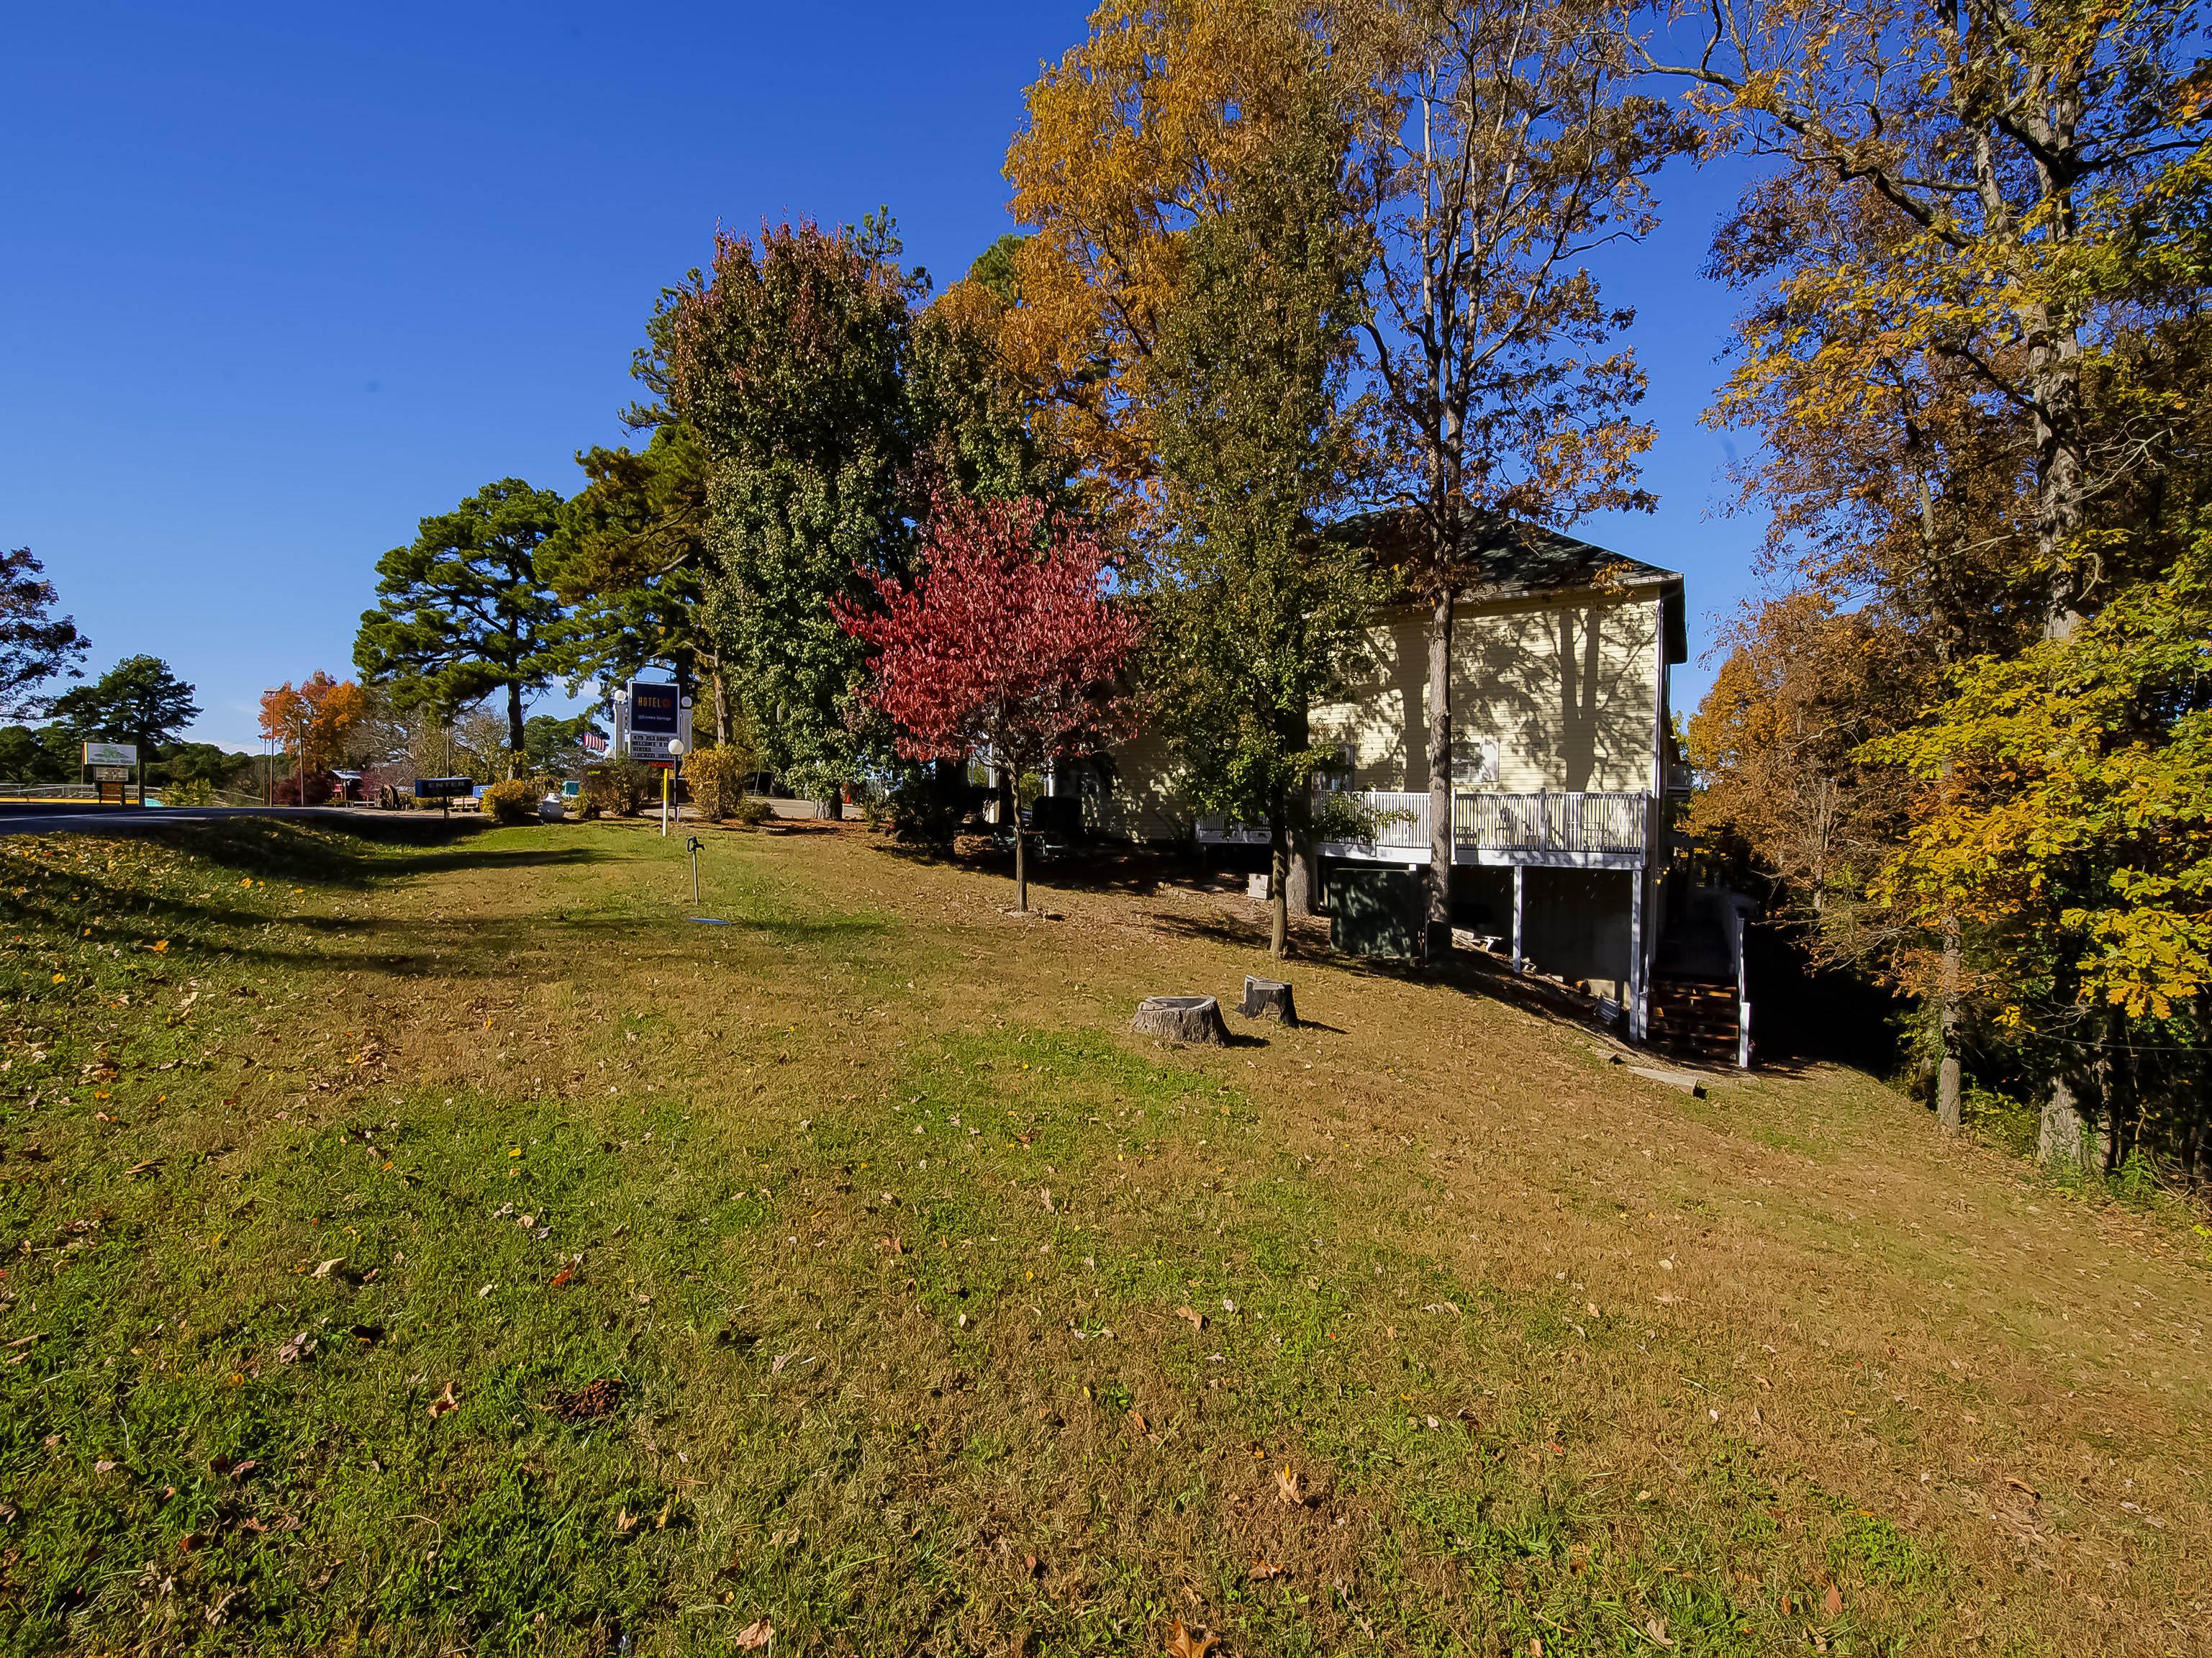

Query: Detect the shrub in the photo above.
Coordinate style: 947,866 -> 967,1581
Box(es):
884,762 -> 978,853
727,795 -> 772,827
583,758 -> 653,817
682,745 -> 753,821
575,794 -> 601,821
481,779 -> 540,825
272,769 -> 339,806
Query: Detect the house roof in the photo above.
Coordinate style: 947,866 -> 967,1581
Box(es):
1333,508 -> 1687,664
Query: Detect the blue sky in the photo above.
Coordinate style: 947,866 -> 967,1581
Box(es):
2,1 -> 1767,752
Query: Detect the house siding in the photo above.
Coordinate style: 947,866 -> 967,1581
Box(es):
1101,586 -> 1665,835
1312,591 -> 1663,795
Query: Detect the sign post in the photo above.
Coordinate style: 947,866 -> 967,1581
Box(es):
412,776 -> 474,818
661,740 -> 685,836
83,742 -> 139,806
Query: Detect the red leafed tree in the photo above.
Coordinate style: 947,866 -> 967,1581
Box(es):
837,494 -> 1139,911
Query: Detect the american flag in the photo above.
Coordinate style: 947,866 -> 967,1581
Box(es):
582,730 -> 607,753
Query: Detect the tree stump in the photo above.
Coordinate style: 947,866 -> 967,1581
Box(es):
1133,996 -> 1229,1046
1238,976 -> 1297,1025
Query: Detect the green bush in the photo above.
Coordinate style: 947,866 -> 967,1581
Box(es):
883,763 -> 977,852
681,746 -> 752,821
481,779 -> 540,825
583,758 -> 653,817
727,796 -> 772,827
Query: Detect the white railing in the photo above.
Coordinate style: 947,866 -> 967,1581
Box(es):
1454,790 -> 1649,855
1200,792 -> 1436,856
1191,815 -> 1272,846
1197,788 -> 1651,859
1320,789 -> 1431,858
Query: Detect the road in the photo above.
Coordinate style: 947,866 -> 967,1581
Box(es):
0,805 -> 408,837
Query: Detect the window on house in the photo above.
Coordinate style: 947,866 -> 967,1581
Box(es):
1316,743 -> 1356,790
1451,736 -> 1500,790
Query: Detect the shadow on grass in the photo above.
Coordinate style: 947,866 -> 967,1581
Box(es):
1142,905 -> 1656,1056
869,837 -> 1202,901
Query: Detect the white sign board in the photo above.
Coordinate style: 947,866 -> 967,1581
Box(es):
83,741 -> 137,767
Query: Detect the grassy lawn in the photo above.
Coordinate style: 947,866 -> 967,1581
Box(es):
2,817 -> 2207,1657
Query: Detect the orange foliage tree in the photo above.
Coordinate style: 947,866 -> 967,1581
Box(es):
259,672 -> 368,798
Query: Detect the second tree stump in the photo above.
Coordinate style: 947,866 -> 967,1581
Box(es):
1238,976 -> 1298,1025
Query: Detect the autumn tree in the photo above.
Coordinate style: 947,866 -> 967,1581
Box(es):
1342,0 -> 1692,951
1667,0 -> 2211,1150
836,494 -> 1140,912
643,217 -> 920,812
909,260 -> 1075,509
259,671 -> 368,802
355,479 -> 565,767
1010,0 -> 1688,951
0,548 -> 89,718
1142,45 -> 1382,958
1869,527 -> 2212,1179
1647,0 -> 2211,640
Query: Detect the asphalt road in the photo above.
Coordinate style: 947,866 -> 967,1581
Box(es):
0,805 -> 402,837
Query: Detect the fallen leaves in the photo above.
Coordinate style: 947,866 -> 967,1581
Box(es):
1174,1305 -> 1206,1333
549,1264 -> 575,1289
275,1331 -> 314,1365
1247,1558 -> 1284,1581
545,1377 -> 624,1422
1276,1464 -> 1308,1506
1164,1620 -> 1218,1658
427,1382 -> 460,1419
1824,1583 -> 1844,1617
1644,1615 -> 1673,1646
734,1617 -> 774,1650
311,1258 -> 344,1279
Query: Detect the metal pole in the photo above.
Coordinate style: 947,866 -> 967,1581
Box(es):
661,767 -> 669,837
1512,865 -> 1525,974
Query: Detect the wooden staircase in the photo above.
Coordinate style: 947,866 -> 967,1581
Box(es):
1649,978 -> 1741,1065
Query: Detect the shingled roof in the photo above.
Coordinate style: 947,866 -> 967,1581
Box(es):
1332,507 -> 1687,663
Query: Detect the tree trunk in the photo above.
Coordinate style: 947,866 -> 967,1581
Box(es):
1938,917 -> 1963,1136
1013,812 -> 1029,912
1287,844 -> 1317,919
1424,584 -> 1454,956
1268,820 -> 1289,960
505,679 -> 526,773
710,664 -> 730,746
2029,317 -> 2088,638
2039,1075 -> 2088,1170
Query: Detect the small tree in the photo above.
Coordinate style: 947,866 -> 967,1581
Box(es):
0,548 -> 89,718
836,495 -> 1139,912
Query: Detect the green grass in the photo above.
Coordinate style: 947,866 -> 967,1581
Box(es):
1,820 -> 2204,1655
